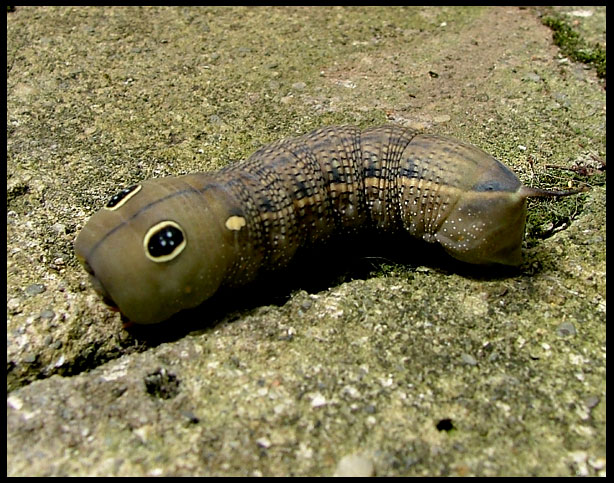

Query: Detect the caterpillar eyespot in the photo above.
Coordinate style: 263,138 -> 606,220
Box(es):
74,125 -> 584,324
105,184 -> 142,210
144,221 -> 186,263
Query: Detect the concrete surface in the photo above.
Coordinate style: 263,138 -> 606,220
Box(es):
7,6 -> 605,476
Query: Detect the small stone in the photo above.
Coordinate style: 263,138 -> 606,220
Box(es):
7,395 -> 24,410
25,283 -> 45,296
310,393 -> 327,408
300,299 -> 313,312
23,352 -> 37,364
40,309 -> 55,320
7,297 -> 22,314
588,457 -> 605,470
334,453 -> 374,477
584,395 -> 600,410
556,322 -> 576,337
255,437 -> 271,449
433,114 -> 451,123
208,114 -> 222,125
569,9 -> 593,17
54,354 -> 66,367
461,353 -> 477,366
523,72 -> 541,82
50,223 -> 66,235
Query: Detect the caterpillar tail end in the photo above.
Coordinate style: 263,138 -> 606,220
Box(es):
518,184 -> 589,199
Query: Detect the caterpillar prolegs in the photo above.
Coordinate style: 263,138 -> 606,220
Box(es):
75,125 -> 580,324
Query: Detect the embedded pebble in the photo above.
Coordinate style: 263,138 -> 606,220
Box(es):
334,453 -> 374,477
40,309 -> 56,320
584,395 -> 600,410
310,393 -> 327,408
556,322 -> 576,337
25,283 -> 45,296
255,437 -> 271,449
523,72 -> 541,82
50,223 -> 66,235
8,297 -> 22,314
208,114 -> 222,125
461,353 -> 477,366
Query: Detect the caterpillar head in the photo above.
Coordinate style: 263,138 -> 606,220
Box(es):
74,176 -> 240,324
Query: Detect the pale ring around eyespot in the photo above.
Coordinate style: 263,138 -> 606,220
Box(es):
143,220 -> 187,263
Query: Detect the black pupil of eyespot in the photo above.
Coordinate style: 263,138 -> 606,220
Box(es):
107,185 -> 138,208
148,226 -> 184,258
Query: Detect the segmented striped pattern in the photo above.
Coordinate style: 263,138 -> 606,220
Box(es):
76,124 -> 562,323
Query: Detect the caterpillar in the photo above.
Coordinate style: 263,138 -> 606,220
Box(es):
75,125 -> 581,324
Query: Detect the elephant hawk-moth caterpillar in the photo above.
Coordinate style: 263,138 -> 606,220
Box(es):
75,125 -> 581,324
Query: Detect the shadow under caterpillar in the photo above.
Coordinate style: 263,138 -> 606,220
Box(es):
75,125 -> 583,324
